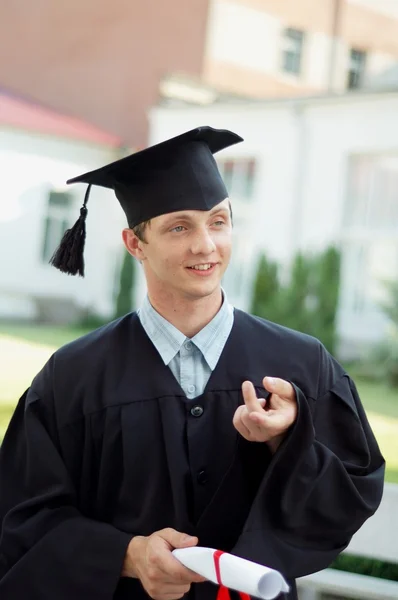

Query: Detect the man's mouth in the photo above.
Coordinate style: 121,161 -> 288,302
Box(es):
187,263 -> 215,271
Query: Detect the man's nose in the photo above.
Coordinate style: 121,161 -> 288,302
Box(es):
190,228 -> 216,255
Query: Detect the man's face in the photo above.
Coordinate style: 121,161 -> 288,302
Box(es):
131,199 -> 232,301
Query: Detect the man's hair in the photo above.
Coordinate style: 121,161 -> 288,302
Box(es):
132,220 -> 151,242
131,200 -> 233,242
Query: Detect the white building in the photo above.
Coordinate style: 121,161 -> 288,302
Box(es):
2,87 -> 397,358
201,0 -> 398,99
0,91 -> 126,322
150,88 -> 398,357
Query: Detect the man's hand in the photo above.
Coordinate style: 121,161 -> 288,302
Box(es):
122,528 -> 206,600
233,377 -> 297,453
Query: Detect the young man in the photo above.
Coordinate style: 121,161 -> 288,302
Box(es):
0,127 -> 384,600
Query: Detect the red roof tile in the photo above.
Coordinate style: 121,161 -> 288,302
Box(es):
0,92 -> 121,147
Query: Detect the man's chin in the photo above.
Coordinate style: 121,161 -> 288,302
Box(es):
181,280 -> 222,300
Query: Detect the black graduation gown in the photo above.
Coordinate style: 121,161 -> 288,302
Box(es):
0,310 -> 384,600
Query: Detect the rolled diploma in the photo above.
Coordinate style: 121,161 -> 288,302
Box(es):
173,547 -> 290,600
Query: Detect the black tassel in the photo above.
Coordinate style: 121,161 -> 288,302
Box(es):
49,184 -> 92,277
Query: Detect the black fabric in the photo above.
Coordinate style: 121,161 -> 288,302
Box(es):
66,126 -> 243,228
0,310 -> 384,599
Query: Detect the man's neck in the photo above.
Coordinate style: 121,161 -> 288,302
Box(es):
147,289 -> 223,338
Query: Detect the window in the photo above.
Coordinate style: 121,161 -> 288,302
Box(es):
217,158 -> 256,201
347,48 -> 367,89
41,190 -> 74,263
346,155 -> 398,231
342,155 -> 398,315
281,28 -> 304,75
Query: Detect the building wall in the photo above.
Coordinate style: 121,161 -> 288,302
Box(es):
203,0 -> 398,97
0,128 -> 125,321
149,91 -> 398,354
1,1 -> 397,151
0,0 -> 210,148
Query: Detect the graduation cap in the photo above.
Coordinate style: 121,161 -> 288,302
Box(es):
50,125 -> 243,277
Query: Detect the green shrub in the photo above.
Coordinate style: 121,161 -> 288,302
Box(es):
250,247 -> 341,354
331,553 -> 398,582
250,254 -> 283,325
114,252 -> 136,319
370,280 -> 398,387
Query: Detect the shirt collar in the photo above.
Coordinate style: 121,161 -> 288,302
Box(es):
138,291 -> 234,370
191,295 -> 234,370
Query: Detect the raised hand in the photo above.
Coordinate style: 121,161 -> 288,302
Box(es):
233,377 -> 297,452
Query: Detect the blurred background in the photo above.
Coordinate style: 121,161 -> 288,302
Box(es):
0,0 -> 397,597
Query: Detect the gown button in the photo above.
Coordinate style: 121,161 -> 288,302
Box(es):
197,470 -> 208,484
190,405 -> 204,417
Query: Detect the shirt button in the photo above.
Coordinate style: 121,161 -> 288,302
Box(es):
185,341 -> 193,351
190,405 -> 203,417
187,384 -> 196,394
197,470 -> 208,485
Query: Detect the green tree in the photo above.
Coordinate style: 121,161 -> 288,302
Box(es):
280,253 -> 315,334
250,247 -> 341,355
380,280 -> 398,326
114,251 -> 136,318
372,279 -> 398,387
250,254 -> 282,323
312,247 -> 341,353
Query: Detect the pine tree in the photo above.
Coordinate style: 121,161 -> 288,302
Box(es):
281,253 -> 314,333
114,252 -> 136,318
313,246 -> 341,353
250,254 -> 281,322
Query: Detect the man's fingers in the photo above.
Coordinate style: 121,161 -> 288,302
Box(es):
155,550 -> 205,584
233,405 -> 253,438
263,377 -> 295,400
248,409 -> 287,430
242,381 -> 265,413
154,529 -> 204,582
158,529 -> 198,549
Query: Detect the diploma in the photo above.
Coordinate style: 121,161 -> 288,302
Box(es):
173,547 -> 289,600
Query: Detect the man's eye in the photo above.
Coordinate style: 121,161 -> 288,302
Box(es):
171,226 -> 186,233
213,220 -> 225,226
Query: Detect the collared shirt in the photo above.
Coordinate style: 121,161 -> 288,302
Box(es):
138,293 -> 234,399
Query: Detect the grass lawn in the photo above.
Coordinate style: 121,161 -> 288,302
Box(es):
0,323 -> 397,483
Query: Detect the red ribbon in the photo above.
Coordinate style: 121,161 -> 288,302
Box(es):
214,550 -> 251,600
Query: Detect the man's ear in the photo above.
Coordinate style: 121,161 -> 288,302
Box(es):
122,229 -> 146,261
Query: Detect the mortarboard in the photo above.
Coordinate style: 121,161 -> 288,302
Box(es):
50,126 -> 243,277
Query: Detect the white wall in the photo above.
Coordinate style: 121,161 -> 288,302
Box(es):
206,0 -> 281,74
0,128 -> 124,320
150,91 -> 398,349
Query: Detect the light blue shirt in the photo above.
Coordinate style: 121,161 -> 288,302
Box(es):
138,294 -> 234,399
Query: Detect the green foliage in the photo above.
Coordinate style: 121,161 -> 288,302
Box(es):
114,252 -> 136,319
369,279 -> 398,387
250,247 -> 341,353
76,312 -> 109,330
380,280 -> 398,326
250,255 -> 282,324
331,553 -> 398,582
278,253 -> 315,334
312,246 -> 341,352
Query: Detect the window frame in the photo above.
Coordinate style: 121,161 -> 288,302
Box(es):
41,189 -> 74,264
281,27 -> 305,76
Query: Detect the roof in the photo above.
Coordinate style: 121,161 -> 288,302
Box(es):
0,90 -> 121,147
158,83 -> 398,113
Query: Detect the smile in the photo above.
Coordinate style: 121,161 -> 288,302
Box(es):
188,263 -> 214,271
